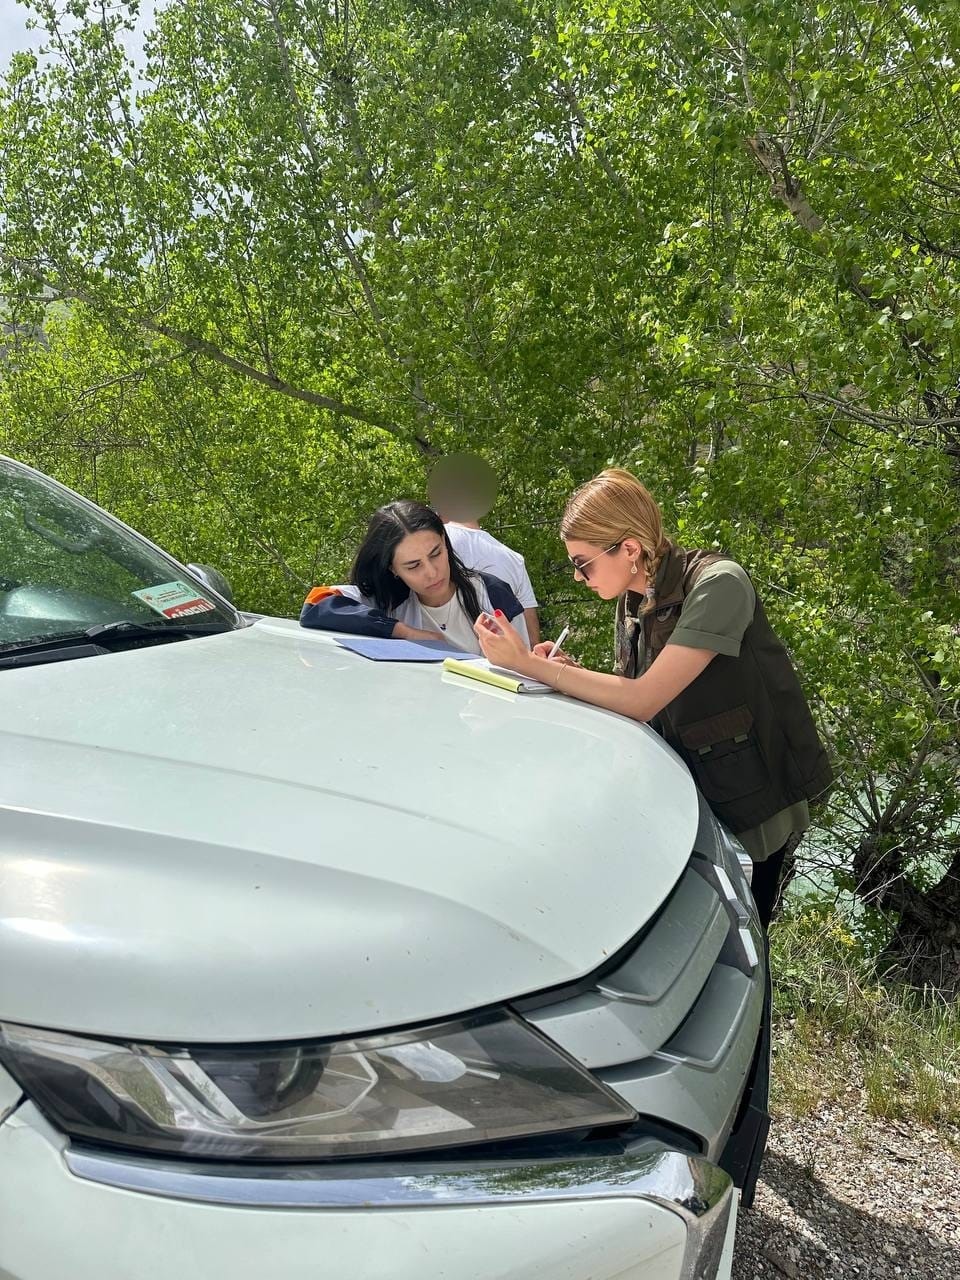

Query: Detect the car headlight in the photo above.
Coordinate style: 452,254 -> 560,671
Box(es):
0,1011 -> 635,1160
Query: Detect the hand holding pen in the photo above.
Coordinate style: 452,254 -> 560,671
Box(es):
532,624 -> 580,666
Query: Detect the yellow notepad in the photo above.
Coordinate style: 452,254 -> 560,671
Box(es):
442,657 -> 554,694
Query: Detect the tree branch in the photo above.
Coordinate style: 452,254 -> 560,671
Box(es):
0,254 -> 406,437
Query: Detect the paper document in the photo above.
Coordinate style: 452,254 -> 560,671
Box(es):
442,657 -> 554,694
335,637 -> 475,662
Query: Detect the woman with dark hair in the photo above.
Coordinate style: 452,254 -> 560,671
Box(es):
300,500 -> 529,654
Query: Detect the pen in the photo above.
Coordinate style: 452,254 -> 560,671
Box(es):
546,625 -> 570,661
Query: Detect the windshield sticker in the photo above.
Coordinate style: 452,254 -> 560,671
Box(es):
133,580 -> 216,620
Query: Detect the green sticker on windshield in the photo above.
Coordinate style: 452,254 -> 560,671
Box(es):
133,580 -> 216,620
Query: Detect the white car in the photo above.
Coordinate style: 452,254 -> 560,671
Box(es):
0,455 -> 768,1280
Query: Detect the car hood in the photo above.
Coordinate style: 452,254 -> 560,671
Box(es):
0,618 -> 696,1042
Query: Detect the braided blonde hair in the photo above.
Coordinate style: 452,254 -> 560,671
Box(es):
561,468 -> 668,612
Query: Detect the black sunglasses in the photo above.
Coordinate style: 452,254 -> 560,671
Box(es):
569,542 -> 621,582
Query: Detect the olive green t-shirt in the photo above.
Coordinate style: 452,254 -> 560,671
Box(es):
665,560 -> 810,862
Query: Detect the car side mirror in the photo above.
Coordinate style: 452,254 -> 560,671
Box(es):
187,562 -> 234,604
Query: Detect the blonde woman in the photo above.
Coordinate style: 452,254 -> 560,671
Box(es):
474,468 -> 831,926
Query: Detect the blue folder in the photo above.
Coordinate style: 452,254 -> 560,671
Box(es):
334,636 -> 477,662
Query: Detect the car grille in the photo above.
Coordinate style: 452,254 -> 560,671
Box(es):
521,856 -> 765,1158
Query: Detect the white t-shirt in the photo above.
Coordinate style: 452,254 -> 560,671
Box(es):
311,576 -> 530,652
419,594 -> 481,653
445,524 -> 538,608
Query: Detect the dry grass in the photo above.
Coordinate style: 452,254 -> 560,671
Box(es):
769,905 -> 960,1133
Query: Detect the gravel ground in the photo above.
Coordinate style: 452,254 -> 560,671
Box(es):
732,1102 -> 960,1280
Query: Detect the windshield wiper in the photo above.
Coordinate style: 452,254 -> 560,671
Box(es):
0,620 -> 235,669
83,620 -> 234,643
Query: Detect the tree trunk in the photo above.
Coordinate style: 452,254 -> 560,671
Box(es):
854,834 -> 960,999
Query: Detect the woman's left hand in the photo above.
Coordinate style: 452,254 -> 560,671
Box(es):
474,611 -> 534,671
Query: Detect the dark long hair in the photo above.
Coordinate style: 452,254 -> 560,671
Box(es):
350,500 -> 483,619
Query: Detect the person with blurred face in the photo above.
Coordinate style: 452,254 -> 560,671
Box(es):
472,468 -> 832,928
428,454 -> 541,647
300,500 -> 529,655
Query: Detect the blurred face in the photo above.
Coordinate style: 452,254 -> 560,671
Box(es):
392,530 -> 454,605
564,538 -> 644,599
428,454 -> 497,522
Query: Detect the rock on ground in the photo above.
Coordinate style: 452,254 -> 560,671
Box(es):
733,1104 -> 960,1279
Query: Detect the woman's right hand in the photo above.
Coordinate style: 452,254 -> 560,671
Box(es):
532,643 -> 581,666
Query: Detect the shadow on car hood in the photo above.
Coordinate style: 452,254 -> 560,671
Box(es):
0,618 -> 697,1042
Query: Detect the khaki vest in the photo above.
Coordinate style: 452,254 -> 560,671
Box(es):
615,544 -> 833,834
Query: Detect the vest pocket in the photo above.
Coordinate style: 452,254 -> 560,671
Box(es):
677,706 -> 770,803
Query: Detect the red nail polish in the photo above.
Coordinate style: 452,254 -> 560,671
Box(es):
494,610 -> 504,617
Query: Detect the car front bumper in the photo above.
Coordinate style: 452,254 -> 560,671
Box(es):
0,1101 -> 737,1280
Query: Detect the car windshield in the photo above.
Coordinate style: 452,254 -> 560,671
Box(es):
0,458 -> 239,652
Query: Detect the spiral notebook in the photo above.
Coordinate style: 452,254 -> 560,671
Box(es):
441,657 -> 553,694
